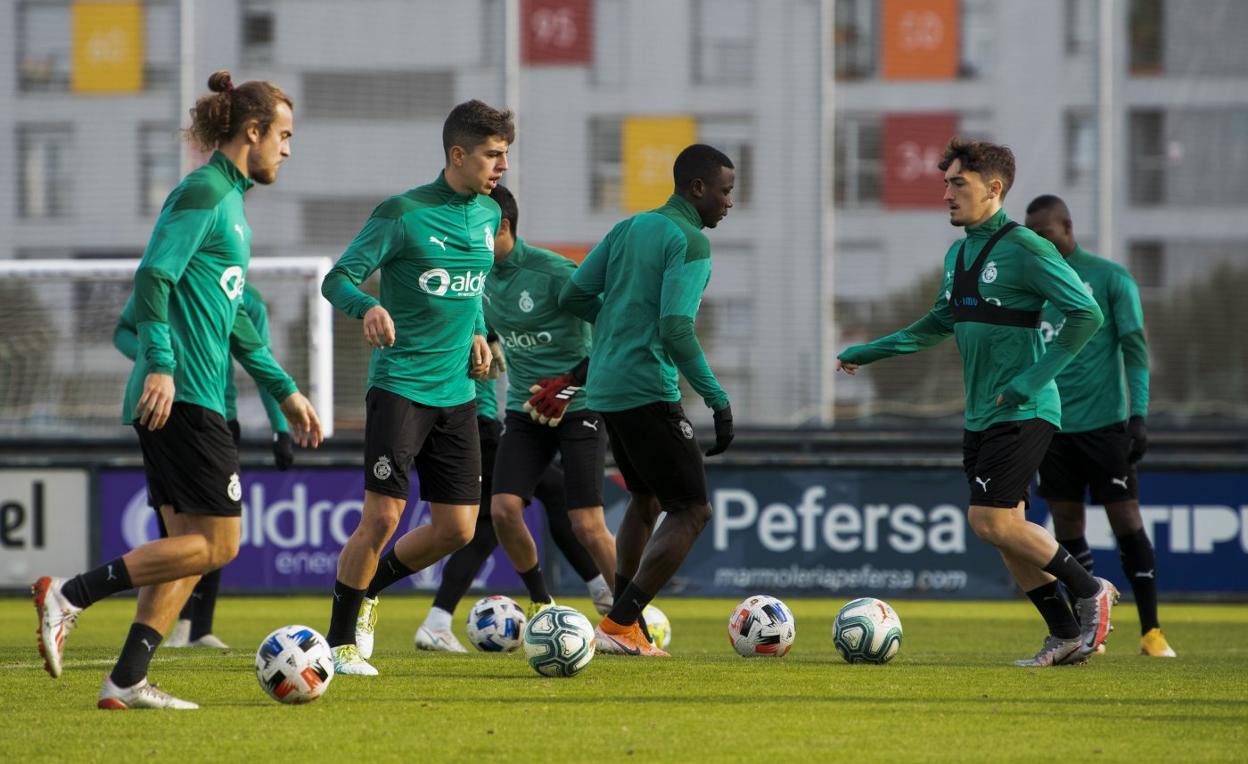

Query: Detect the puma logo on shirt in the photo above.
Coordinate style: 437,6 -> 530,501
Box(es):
429,235 -> 448,251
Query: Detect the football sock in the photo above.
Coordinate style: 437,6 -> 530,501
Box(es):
424,607 -> 453,632
1043,547 -> 1099,599
519,564 -> 552,604
189,569 -> 221,641
1025,581 -> 1081,640
61,557 -> 133,609
326,580 -> 366,648
1057,535 -> 1095,575
614,573 -> 651,639
365,549 -> 415,599
1117,528 -> 1160,634
606,582 -> 654,628
109,622 -> 163,688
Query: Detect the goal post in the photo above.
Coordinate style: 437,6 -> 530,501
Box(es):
0,257 -> 335,440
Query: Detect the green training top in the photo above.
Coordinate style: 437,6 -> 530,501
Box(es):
484,239 -> 593,414
114,282 -> 288,431
322,172 -> 498,408
560,194 -> 728,413
1040,245 -> 1149,432
122,151 -> 297,424
474,377 -> 499,421
838,209 -> 1103,432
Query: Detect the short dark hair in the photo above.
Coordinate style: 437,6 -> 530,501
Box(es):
938,137 -> 1016,198
490,184 -> 518,235
1025,193 -> 1072,222
673,144 -> 734,191
442,99 -> 515,159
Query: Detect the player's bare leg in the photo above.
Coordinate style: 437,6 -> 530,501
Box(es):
492,492 -> 554,616
567,505 -> 616,582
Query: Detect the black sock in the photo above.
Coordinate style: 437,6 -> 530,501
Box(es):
606,582 -> 653,627
366,549 -> 415,599
1043,547 -> 1099,599
189,569 -> 221,641
109,623 -> 163,688
1056,536 -> 1094,613
1025,581 -> 1081,640
61,557 -> 133,609
519,564 -> 551,604
326,580 -> 366,648
1117,528 -> 1160,634
612,573 -> 650,639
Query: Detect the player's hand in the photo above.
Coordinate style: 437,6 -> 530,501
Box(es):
836,358 -> 860,375
524,374 -> 582,426
486,335 -> 507,379
280,392 -> 323,448
1127,415 -> 1148,464
705,404 -> 734,456
136,372 -> 175,430
272,431 -> 295,470
363,305 -> 395,349
468,334 -> 492,380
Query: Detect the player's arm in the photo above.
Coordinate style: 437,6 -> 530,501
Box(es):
321,212 -> 403,347
1111,271 -> 1150,461
230,305 -> 322,448
558,225 -> 617,323
837,266 -> 955,372
997,247 -> 1104,406
239,285 -> 295,468
113,295 -> 139,361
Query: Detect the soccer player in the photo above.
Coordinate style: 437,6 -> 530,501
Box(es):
113,282 -> 295,650
320,100 -> 510,675
1025,194 -> 1174,657
559,144 -> 736,657
836,138 -> 1118,668
482,184 -> 617,620
33,70 -> 322,709
355,374 -> 613,656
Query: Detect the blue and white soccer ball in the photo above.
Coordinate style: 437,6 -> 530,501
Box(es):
255,624 -> 335,704
466,595 -> 526,652
833,597 -> 903,664
522,605 -> 595,677
642,604 -> 672,650
728,595 -> 795,657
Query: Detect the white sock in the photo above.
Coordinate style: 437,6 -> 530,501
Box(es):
586,574 -> 610,599
424,607 -> 453,632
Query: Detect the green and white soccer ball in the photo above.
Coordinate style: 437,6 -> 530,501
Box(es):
522,605 -> 595,677
642,604 -> 672,650
833,597 -> 903,664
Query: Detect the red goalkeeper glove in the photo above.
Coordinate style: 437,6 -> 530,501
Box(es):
524,358 -> 589,426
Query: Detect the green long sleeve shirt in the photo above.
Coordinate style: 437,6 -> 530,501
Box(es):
121,151 -> 297,424
560,194 -> 728,413
1040,245 -> 1150,432
839,209 -> 1103,432
322,172 -> 497,408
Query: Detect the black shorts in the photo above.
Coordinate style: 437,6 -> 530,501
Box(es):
492,409 -> 607,508
135,403 -> 242,517
602,401 -> 708,509
363,387 -> 481,504
962,419 -> 1055,509
1037,420 -> 1138,504
478,416 -> 502,512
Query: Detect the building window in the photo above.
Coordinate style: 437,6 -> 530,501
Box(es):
700,118 -> 752,209
835,0 -> 877,80
139,124 -> 180,216
240,0 -> 276,66
303,71 -> 456,120
591,0 -> 627,87
959,0 -> 994,78
18,2 -> 71,92
1128,110 -> 1165,205
1064,110 -> 1097,186
835,115 -> 882,207
691,0 -> 754,84
19,124 -> 73,219
1129,0 -> 1164,75
302,197 -> 390,247
143,2 -> 178,89
1064,0 -> 1097,53
1129,241 -> 1164,288
589,117 -> 622,212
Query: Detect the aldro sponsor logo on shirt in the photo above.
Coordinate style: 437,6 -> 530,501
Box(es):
417,268 -> 487,297
219,266 -> 245,300
499,329 -> 553,350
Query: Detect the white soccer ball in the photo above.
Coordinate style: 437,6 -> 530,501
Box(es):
833,597 -> 903,664
642,604 -> 672,650
255,624 -> 335,704
727,595 -> 795,658
466,595 -> 527,652
522,605 -> 595,677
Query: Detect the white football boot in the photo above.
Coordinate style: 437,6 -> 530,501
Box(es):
356,596 -> 378,659
414,625 -> 468,653
164,619 -> 192,648
98,676 -> 198,710
32,576 -> 82,679
332,644 -> 379,676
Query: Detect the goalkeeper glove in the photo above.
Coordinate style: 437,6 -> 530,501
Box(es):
705,405 -> 734,456
524,358 -> 589,427
272,431 -> 295,470
1127,415 -> 1148,464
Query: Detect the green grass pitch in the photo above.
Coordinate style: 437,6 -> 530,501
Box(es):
3,596 -> 1245,762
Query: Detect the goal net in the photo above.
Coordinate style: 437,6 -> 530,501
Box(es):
0,257 -> 334,440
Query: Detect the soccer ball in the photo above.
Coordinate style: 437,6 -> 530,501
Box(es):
255,624 -> 335,704
727,595 -> 795,657
833,597 -> 903,664
522,605 -> 595,677
466,595 -> 527,652
642,604 -> 672,650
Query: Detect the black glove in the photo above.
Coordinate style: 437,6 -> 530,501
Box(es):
272,431 -> 295,470
705,405 -> 734,457
1126,415 -> 1148,464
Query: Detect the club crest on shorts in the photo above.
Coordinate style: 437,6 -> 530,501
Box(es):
982,261 -> 998,283
679,421 -> 694,440
519,290 -> 534,313
226,473 -> 242,502
373,455 -> 393,481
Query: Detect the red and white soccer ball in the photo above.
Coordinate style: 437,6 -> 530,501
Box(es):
255,625 -> 335,704
727,595 -> 796,657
